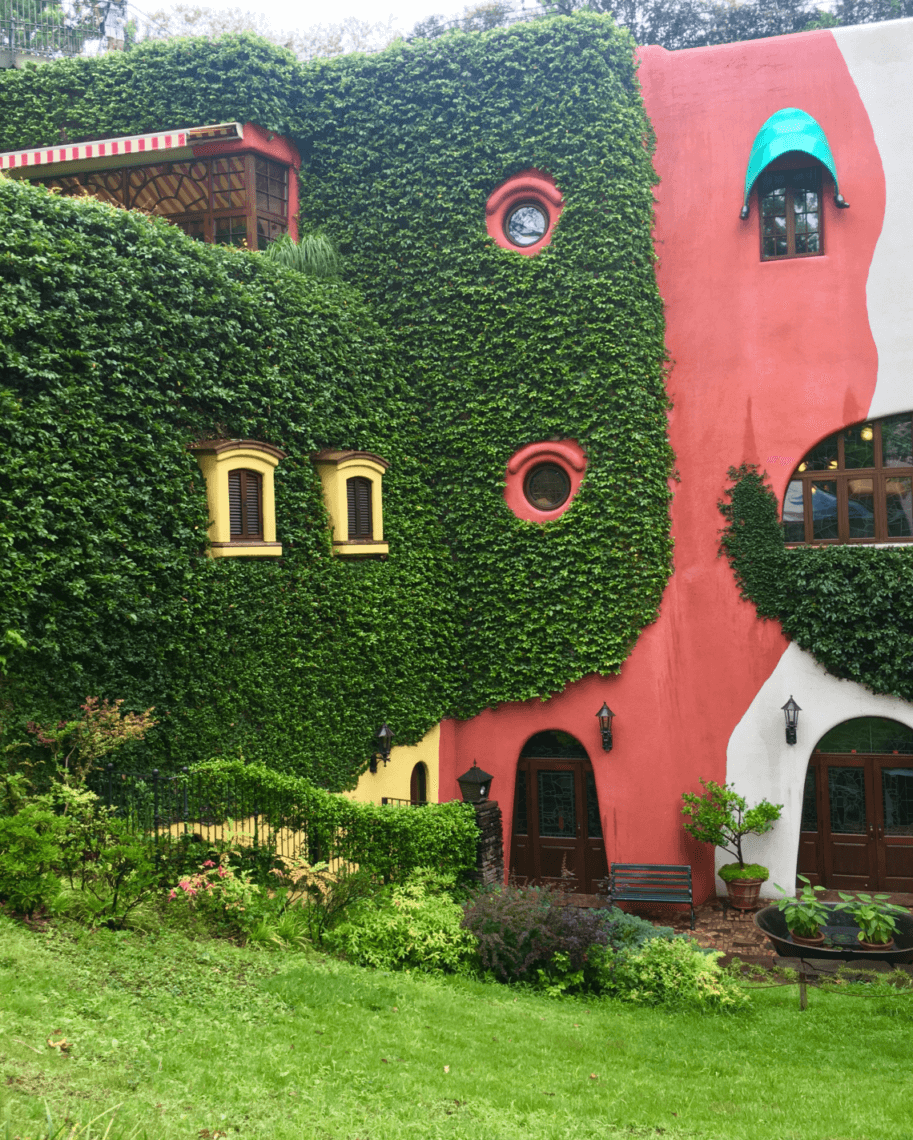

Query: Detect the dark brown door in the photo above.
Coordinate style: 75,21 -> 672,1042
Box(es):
798,755 -> 913,891
509,758 -> 607,893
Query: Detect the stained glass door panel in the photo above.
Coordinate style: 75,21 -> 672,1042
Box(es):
877,764 -> 913,891
535,768 -> 580,886
823,764 -> 874,889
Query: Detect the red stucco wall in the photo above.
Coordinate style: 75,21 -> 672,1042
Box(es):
443,30 -> 886,903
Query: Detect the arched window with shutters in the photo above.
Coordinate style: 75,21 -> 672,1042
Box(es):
312,449 -> 390,558
189,439 -> 285,558
229,469 -> 264,540
347,476 -> 373,540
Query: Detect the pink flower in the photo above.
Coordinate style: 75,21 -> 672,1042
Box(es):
202,860 -> 216,868
217,866 -> 227,878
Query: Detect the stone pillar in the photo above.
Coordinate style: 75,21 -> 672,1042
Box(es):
470,800 -> 504,887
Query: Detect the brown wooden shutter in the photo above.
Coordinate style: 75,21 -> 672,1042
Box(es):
229,469 -> 263,539
347,476 -> 373,539
229,470 -> 243,536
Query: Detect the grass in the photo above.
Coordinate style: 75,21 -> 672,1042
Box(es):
1,914 -> 912,1140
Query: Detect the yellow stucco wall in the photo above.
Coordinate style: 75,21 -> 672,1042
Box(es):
344,722 -> 441,805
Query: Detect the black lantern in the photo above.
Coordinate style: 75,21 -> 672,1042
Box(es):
457,761 -> 493,804
369,722 -> 394,774
596,702 -> 615,752
782,697 -> 801,745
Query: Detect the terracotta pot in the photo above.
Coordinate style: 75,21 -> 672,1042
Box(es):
725,877 -> 765,910
858,937 -> 894,952
789,929 -> 825,947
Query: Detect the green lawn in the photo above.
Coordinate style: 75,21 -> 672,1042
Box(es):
0,915 -> 910,1140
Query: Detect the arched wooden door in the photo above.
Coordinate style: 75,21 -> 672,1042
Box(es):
798,717 -> 913,891
509,731 -> 608,894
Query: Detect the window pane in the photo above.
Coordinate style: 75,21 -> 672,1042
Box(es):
847,477 -> 874,538
828,766 -> 867,834
254,157 -> 288,216
783,480 -> 806,542
177,219 -> 206,241
886,475 -> 913,537
212,157 -> 247,209
256,217 -> 287,249
882,413 -> 913,467
513,770 -> 527,834
882,768 -> 913,836
585,771 -> 602,838
215,217 -> 247,247
801,432 -> 839,472
817,717 -> 913,754
801,767 -> 817,832
537,770 -> 576,837
810,480 -> 838,539
843,422 -> 875,469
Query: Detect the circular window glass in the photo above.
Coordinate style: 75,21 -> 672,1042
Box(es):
524,463 -> 571,510
505,202 -> 549,247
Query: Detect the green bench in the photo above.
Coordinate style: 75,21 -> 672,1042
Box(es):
609,863 -> 695,930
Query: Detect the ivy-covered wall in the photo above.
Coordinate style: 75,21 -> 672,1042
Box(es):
0,17 -> 672,785
720,466 -> 913,703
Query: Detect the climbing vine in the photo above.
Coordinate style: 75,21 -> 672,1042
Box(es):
0,16 -> 673,783
720,464 -> 913,701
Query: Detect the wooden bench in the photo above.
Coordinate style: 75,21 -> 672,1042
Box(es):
608,863 -> 695,930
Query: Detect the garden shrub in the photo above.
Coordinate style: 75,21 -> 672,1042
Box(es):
52,787 -> 159,929
605,936 -> 749,1011
168,855 -> 270,941
462,882 -> 680,989
325,869 -> 475,973
0,803 -> 63,914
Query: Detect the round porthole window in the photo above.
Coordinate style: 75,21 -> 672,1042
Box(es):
524,463 -> 571,510
505,202 -> 549,247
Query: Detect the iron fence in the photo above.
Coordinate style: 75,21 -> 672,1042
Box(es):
0,0 -> 91,59
89,765 -> 334,869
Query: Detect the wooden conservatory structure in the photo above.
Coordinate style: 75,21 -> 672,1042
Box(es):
0,120 -> 300,249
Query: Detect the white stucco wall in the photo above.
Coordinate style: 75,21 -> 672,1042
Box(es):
835,19 -> 913,420
723,642 -> 913,897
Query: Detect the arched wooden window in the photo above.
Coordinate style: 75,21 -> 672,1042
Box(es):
410,762 -> 428,806
228,469 -> 263,540
347,476 -> 373,540
783,414 -> 913,544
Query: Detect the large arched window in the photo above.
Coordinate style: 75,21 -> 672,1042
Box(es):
783,414 -> 913,544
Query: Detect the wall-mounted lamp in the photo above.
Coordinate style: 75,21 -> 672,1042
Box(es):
457,761 -> 493,804
369,722 -> 394,774
596,702 -> 615,752
782,697 -> 801,745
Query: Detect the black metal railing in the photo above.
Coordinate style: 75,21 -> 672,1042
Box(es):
0,1 -> 91,59
89,765 -> 335,870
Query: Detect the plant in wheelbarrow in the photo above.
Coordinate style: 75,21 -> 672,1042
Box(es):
774,875 -> 830,946
681,779 -> 782,909
837,891 -> 909,950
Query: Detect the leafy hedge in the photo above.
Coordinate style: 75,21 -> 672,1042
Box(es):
719,465 -> 913,701
187,760 -> 480,882
0,17 -> 672,778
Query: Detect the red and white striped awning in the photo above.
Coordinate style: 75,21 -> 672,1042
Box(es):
0,121 -> 243,173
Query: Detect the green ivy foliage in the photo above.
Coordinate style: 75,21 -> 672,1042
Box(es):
720,465 -> 913,701
0,34 -> 301,152
0,17 -> 673,780
295,15 -> 672,712
187,760 -> 480,883
0,177 -> 457,788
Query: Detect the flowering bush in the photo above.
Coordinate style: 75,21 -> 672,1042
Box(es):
169,856 -> 266,938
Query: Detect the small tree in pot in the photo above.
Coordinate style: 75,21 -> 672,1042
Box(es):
681,779 -> 782,909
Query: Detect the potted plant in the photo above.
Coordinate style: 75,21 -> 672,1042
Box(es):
837,892 -> 909,951
774,875 -> 830,946
681,779 -> 783,909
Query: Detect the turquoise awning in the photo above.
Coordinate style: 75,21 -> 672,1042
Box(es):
741,108 -> 847,218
